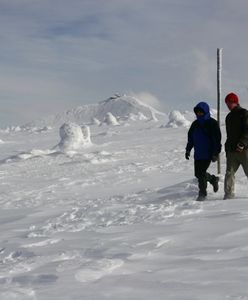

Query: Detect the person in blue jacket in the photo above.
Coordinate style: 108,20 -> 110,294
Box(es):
185,102 -> 222,201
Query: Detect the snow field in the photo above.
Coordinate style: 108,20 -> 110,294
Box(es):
0,111 -> 248,299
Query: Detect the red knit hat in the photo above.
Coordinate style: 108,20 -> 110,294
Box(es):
225,92 -> 239,104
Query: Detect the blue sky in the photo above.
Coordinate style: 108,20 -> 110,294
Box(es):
0,0 -> 248,126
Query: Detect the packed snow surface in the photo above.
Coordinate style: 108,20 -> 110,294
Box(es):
0,106 -> 248,300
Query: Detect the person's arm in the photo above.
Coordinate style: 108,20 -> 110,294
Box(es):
185,123 -> 194,158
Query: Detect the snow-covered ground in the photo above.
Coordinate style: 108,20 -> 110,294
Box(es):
0,99 -> 248,300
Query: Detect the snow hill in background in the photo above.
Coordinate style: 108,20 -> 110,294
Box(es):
24,94 -> 166,129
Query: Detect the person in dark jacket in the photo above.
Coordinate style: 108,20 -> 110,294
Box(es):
185,102 -> 222,201
224,92 -> 248,199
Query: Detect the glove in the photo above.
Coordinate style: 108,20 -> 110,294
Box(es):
211,155 -> 218,162
185,151 -> 190,160
235,143 -> 244,153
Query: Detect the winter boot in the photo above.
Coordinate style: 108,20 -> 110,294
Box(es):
223,194 -> 235,200
196,193 -> 206,201
211,176 -> 219,193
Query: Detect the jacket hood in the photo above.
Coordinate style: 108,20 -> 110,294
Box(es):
194,102 -> 210,114
194,102 -> 210,121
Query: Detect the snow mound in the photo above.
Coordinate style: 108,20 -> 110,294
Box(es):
91,117 -> 101,126
128,112 -> 148,121
1,123 -> 92,163
104,112 -> 120,126
164,110 -> 191,128
25,94 -> 165,128
56,123 -> 92,153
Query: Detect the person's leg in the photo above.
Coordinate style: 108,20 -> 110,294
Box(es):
240,150 -> 248,178
205,164 -> 219,192
194,160 -> 211,199
224,152 -> 240,199
207,173 -> 219,192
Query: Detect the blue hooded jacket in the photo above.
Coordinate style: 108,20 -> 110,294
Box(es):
186,102 -> 221,160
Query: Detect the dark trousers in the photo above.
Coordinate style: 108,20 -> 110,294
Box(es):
194,160 -> 213,196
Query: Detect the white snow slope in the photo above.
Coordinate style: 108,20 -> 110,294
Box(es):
24,94 -> 165,129
0,108 -> 248,300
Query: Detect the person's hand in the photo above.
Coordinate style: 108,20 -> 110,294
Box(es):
211,155 -> 218,162
185,151 -> 190,160
235,143 -> 244,153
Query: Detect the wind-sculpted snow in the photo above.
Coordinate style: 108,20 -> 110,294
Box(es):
55,122 -> 92,153
26,186 -> 202,238
0,123 -> 93,164
104,112 -> 120,126
0,149 -> 57,163
164,110 -> 191,128
1,125 -> 52,133
1,117 -> 248,300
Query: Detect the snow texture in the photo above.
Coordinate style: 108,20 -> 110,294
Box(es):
0,100 -> 247,300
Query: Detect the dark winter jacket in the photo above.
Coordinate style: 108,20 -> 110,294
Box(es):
186,102 -> 222,160
225,105 -> 248,152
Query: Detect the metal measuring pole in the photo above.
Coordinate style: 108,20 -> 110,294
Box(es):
217,48 -> 222,174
